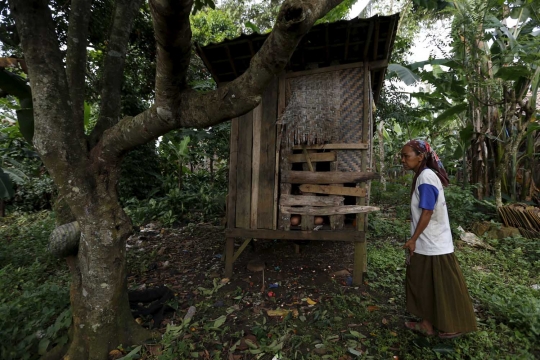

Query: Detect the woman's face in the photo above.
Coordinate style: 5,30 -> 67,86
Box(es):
400,145 -> 424,172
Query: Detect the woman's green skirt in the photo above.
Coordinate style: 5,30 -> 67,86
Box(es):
406,252 -> 477,333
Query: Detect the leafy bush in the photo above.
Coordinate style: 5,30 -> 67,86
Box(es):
0,212 -> 70,360
124,168 -> 228,227
119,141 -> 163,203
444,185 -> 491,233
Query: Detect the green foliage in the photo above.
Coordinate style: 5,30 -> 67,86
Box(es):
191,7 -> 240,45
124,167 -> 228,227
118,141 -> 162,203
0,122 -> 55,212
0,212 -> 70,360
444,185 -> 491,233
316,0 -> 358,24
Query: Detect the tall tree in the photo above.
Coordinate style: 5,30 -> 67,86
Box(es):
7,0 -> 344,358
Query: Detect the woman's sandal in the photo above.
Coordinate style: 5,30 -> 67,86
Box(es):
439,332 -> 462,339
405,321 -> 435,337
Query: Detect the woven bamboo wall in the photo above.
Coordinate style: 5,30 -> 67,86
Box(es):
281,66 -> 369,172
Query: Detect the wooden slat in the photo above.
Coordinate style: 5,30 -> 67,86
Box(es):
257,78 -> 278,229
226,118 -> 239,228
288,152 -> 336,163
302,147 -> 314,172
301,148 -> 316,231
235,112 -> 253,229
273,73 -> 287,230
285,61 -> 365,79
282,171 -> 379,184
292,143 -> 368,150
250,104 -> 262,229
280,205 -> 379,215
280,194 -> 344,207
299,184 -> 367,197
226,228 -> 366,242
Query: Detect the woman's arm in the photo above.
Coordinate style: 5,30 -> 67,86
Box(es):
403,209 -> 433,256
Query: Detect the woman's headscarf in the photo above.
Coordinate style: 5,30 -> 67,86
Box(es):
405,139 -> 450,194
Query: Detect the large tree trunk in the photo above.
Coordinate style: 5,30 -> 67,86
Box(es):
64,171 -> 152,359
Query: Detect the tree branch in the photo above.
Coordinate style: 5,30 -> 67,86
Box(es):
9,0 -> 87,163
88,0 -> 145,148
150,0 -> 194,107
96,0 -> 344,163
66,0 -> 92,130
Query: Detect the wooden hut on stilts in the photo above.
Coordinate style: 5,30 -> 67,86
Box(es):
197,14 -> 399,285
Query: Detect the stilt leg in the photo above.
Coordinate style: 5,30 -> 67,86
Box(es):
224,237 -> 235,278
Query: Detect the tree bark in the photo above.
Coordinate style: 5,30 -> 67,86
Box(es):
9,0 -> 344,358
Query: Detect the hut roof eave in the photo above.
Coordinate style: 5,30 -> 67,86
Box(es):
196,13 -> 400,104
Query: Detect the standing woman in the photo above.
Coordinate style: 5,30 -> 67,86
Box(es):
401,139 -> 477,338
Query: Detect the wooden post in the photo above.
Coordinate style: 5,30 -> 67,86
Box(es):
353,62 -> 371,286
224,237 -> 235,278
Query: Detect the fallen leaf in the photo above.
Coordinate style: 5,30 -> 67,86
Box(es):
108,349 -> 123,360
146,344 -> 162,356
367,306 -> 379,312
220,277 -> 230,284
267,308 -> 290,317
306,297 -> 317,305
390,331 -> 398,337
382,318 -> 388,325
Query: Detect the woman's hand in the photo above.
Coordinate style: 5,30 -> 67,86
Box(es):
403,239 -> 416,256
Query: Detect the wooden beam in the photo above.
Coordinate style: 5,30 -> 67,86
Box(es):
195,44 -> 220,85
225,45 -> 238,78
250,104 -> 262,229
325,24 -> 330,63
292,143 -> 368,150
288,152 -> 336,163
373,20 -> 380,61
235,112 -> 253,228
248,39 -> 255,57
280,205 -> 379,216
225,228 -> 366,242
281,171 -> 379,184
273,73 -> 286,230
226,118 -> 239,228
280,194 -> 344,207
344,23 -> 351,61
286,62 -> 364,79
232,238 -> 253,263
224,237 -> 235,278
369,59 -> 389,70
353,61 -> 372,286
299,184 -> 367,197
302,147 -> 314,172
257,78 -> 278,230
363,21 -> 374,60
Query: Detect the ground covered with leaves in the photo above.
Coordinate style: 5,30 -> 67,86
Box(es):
1,183 -> 539,360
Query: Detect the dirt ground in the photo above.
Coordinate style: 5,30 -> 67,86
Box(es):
125,223 -> 403,359
127,223 -> 366,309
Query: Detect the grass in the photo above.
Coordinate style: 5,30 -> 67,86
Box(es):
0,181 -> 539,359
0,211 -> 70,360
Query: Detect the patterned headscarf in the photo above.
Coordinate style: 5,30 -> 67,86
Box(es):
404,139 -> 450,195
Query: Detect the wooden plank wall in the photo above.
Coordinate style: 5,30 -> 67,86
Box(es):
235,112 -> 253,229
256,78 -> 278,229
231,78 -> 278,230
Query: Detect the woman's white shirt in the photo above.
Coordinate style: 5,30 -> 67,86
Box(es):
410,168 -> 454,255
